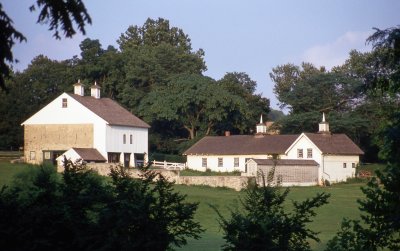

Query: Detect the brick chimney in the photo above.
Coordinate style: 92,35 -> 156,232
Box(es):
225,131 -> 231,136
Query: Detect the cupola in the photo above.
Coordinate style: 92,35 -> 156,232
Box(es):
73,79 -> 84,96
256,114 -> 267,134
90,81 -> 101,99
318,112 -> 330,134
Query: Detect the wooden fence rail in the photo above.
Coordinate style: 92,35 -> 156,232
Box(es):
151,160 -> 186,170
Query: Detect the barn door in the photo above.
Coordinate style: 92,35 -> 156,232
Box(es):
124,153 -> 130,168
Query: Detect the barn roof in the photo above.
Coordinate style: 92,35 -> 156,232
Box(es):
251,159 -> 319,166
72,148 -> 107,162
304,133 -> 364,155
69,94 -> 150,128
183,134 -> 299,155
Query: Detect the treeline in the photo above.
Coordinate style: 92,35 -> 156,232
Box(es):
1,18 -> 399,163
0,18 -> 269,153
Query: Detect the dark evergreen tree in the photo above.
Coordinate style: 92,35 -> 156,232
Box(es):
214,172 -> 330,251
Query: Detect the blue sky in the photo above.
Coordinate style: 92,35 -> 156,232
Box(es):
3,0 -> 399,109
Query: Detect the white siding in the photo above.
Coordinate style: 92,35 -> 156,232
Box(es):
22,93 -> 106,126
322,155 -> 358,182
186,154 -> 271,172
106,125 -> 148,165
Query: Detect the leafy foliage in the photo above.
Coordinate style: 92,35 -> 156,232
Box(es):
0,160 -> 203,250
0,0 -> 91,91
214,173 -> 330,251
326,27 -> 400,251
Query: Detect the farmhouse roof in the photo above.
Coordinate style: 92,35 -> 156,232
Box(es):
72,148 -> 107,162
183,134 -> 299,155
69,94 -> 150,128
305,133 -> 364,155
251,159 -> 319,166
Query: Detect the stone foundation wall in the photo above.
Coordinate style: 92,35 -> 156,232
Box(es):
58,163 -> 249,191
24,124 -> 93,164
178,176 -> 250,191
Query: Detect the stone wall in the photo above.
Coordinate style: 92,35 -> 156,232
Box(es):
58,163 -> 250,191
178,176 -> 250,191
24,124 -> 93,164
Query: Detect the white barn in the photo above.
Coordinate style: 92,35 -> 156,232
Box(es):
184,114 -> 364,184
22,81 -> 150,167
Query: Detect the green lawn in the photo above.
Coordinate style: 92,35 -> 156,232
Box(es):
174,183 -> 366,251
0,159 -> 382,251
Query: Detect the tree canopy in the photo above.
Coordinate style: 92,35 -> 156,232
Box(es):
0,0 -> 91,92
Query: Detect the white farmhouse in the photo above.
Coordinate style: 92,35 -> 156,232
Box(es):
184,114 -> 363,185
22,81 -> 150,167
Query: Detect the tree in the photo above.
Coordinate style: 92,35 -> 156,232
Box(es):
214,172 -> 330,251
0,159 -> 203,250
0,0 -> 91,91
116,18 -> 206,113
140,73 -> 250,140
326,26 -> 400,251
218,72 -> 270,134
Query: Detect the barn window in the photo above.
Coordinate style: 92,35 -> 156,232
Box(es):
202,158 -> 207,168
234,158 -> 239,167
307,148 -> 312,158
218,158 -> 223,167
123,134 -> 126,144
62,98 -> 68,108
108,152 -> 120,163
352,163 -> 355,168
343,163 -> 347,168
30,151 -> 36,160
130,134 -> 133,144
297,149 -> 303,158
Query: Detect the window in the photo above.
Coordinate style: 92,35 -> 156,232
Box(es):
30,151 -> 36,160
123,134 -> 126,144
44,151 -> 51,160
352,163 -> 355,168
307,148 -> 312,158
343,163 -> 347,168
234,158 -> 239,167
108,152 -> 120,163
130,134 -> 133,144
297,149 -> 303,158
62,98 -> 67,108
202,158 -> 207,168
218,158 -> 223,167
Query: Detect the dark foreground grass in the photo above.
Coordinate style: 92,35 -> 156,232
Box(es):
0,161 -> 378,251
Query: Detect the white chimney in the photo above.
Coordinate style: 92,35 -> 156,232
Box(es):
90,81 -> 101,99
73,79 -> 84,96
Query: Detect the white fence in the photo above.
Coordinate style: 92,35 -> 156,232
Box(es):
151,160 -> 186,170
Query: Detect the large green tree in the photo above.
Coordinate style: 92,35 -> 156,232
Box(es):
140,73 -> 250,140
326,26 -> 400,251
218,72 -> 270,134
116,18 -> 206,113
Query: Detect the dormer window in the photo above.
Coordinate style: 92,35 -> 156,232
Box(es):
62,98 -> 67,108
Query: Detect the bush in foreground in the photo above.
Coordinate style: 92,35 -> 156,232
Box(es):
0,159 -> 203,251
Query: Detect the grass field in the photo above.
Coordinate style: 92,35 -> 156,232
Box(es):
0,155 -> 384,251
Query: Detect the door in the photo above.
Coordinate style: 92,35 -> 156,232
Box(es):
124,153 -> 130,168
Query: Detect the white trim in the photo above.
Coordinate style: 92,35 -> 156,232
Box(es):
285,133 -> 322,155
